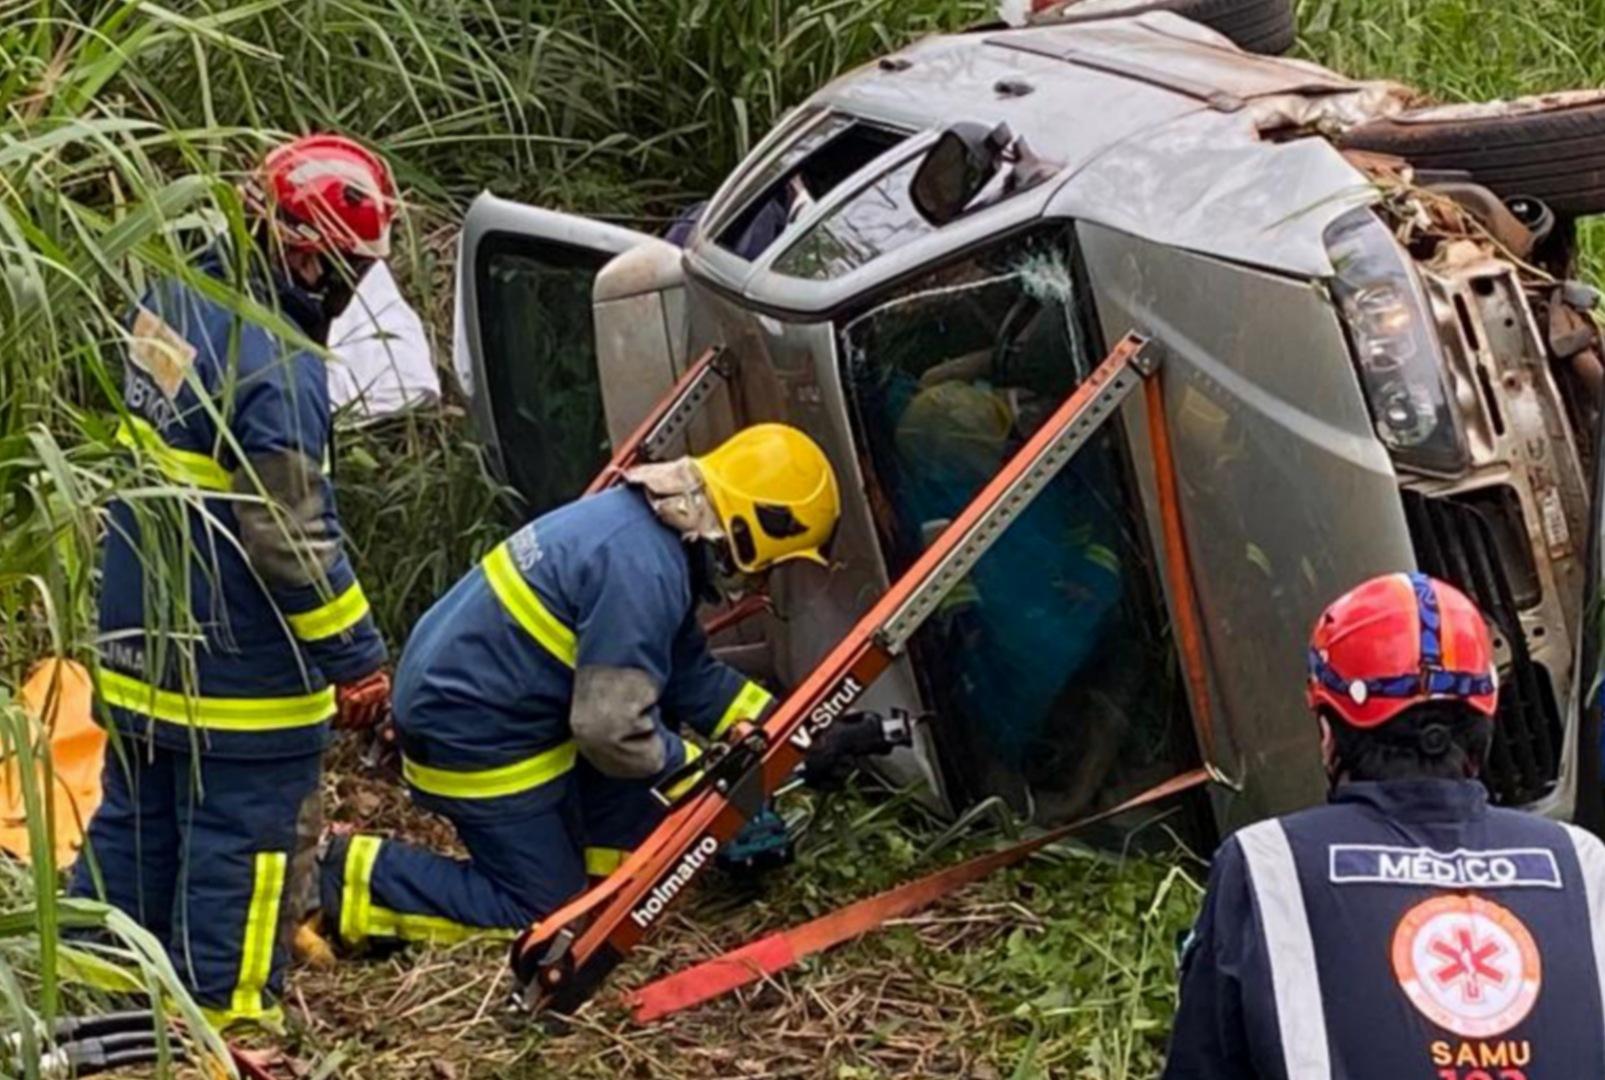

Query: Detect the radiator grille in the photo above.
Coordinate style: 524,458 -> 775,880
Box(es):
1403,491 -> 1562,806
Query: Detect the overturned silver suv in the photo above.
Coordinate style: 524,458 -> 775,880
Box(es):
452,2 -> 1605,838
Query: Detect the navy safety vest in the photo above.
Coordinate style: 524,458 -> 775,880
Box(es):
1165,780 -> 1605,1079
391,486 -> 773,816
100,252 -> 387,758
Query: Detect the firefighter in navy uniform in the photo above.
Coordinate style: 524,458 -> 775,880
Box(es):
71,135 -> 395,1030
317,425 -> 840,947
1164,572 -> 1605,1079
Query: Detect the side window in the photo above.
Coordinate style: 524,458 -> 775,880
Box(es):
711,115 -> 908,261
772,155 -> 931,280
476,233 -> 613,514
842,226 -> 1196,823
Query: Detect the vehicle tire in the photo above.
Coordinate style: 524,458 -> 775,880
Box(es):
1340,92 -> 1605,218
1035,0 -> 1296,56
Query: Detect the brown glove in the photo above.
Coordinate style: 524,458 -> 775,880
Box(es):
335,669 -> 391,732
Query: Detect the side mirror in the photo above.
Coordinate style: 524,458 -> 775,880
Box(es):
910,122 -> 1014,227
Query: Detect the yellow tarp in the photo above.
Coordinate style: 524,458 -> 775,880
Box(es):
1,659 -> 106,867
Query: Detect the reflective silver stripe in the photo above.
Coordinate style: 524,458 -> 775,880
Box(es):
1236,820 -> 1332,1080
1563,823 -> 1605,1033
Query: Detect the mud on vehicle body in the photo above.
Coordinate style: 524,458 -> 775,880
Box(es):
454,6 -> 1605,842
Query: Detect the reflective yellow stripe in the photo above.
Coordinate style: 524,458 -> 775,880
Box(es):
402,742 -> 578,800
287,581 -> 371,641
661,740 -> 706,803
99,670 -> 335,731
338,835 -> 514,944
340,835 -> 383,947
199,1004 -> 284,1033
115,417 -> 232,492
585,847 -> 629,877
482,543 -> 578,667
711,681 -> 775,739
229,851 -> 286,1022
367,906 -> 516,944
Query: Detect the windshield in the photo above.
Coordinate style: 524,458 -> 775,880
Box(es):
841,225 -> 1195,823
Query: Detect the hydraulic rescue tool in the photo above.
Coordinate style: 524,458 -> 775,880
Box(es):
512,332 -> 1162,1014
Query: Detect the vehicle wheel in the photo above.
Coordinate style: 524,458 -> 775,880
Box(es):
1033,0 -> 1296,56
1340,92 -> 1605,218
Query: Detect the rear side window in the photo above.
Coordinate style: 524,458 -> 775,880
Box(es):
772,154 -> 932,280
714,115 -> 907,260
841,226 -> 1197,824
476,233 -> 612,514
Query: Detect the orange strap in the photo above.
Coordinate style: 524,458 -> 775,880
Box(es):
625,766 -> 1212,1023
1144,377 -> 1221,769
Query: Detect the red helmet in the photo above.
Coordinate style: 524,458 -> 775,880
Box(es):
1306,572 -> 1498,729
248,134 -> 396,259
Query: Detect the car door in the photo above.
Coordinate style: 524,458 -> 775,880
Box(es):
454,192 -> 664,514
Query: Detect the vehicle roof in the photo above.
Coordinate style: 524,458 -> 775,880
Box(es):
688,13 -> 1395,316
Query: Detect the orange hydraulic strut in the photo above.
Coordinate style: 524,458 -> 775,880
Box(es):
584,346 -> 733,496
511,332 -> 1162,1014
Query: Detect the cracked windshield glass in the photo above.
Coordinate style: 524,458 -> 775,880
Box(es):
841,227 -> 1197,824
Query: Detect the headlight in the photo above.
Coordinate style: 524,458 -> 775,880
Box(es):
1325,208 -> 1467,476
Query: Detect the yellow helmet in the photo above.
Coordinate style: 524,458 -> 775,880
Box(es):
693,423 -> 841,573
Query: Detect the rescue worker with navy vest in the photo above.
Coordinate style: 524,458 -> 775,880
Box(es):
1164,572 -> 1605,1079
70,135 -> 396,1030
316,425 -> 840,947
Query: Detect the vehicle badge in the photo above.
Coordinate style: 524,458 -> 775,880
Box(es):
1349,679 -> 1369,704
1392,895 -> 1541,1038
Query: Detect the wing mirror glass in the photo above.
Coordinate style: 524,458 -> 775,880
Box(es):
911,122 -> 1014,227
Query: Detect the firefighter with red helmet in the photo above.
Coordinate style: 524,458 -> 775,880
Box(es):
70,135 -> 394,1029
1165,572 -> 1605,1078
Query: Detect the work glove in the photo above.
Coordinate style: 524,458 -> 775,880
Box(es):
335,669 -> 391,732
801,709 -> 915,791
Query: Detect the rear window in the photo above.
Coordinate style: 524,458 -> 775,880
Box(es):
713,114 -> 907,260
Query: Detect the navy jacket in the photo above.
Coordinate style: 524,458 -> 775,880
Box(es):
100,252 -> 386,758
1165,780 -> 1605,1079
392,487 -> 771,816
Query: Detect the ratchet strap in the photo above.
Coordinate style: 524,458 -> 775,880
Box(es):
511,332 -> 1162,1014
625,765 -> 1211,1022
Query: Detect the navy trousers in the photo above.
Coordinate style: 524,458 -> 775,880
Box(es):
69,740 -> 320,1029
320,760 -> 667,946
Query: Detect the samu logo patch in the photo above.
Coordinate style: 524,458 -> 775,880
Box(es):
1392,895 -> 1542,1039
1329,845 -> 1562,889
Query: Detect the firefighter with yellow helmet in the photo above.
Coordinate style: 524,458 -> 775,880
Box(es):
317,425 -> 839,945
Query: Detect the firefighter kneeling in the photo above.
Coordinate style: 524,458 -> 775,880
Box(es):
315,425 -> 839,948
1164,573 -> 1605,1078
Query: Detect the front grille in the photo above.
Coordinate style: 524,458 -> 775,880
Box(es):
1403,491 -> 1562,805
